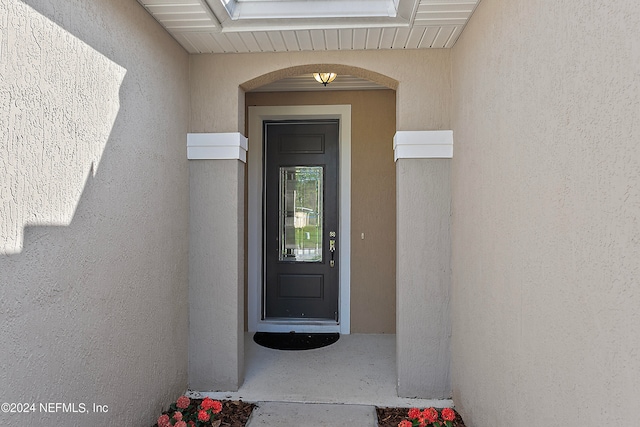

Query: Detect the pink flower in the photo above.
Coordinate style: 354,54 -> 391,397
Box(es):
176,396 -> 191,409
174,421 -> 187,427
200,397 -> 217,411
197,409 -> 210,422
173,411 -> 183,421
211,400 -> 223,414
398,421 -> 413,427
441,408 -> 455,422
188,422 -> 195,427
157,414 -> 170,427
423,408 -> 438,423
408,408 -> 421,419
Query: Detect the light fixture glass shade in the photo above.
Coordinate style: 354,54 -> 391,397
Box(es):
313,72 -> 337,86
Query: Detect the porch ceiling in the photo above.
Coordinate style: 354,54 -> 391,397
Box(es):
136,0 -> 481,54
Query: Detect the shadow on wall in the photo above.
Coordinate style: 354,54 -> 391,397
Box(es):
1,1 -> 189,426
1,0 -> 125,255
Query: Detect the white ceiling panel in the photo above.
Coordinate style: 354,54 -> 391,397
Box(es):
352,29 -> 368,50
325,30 -> 340,51
379,27 -> 396,49
266,31 -> 286,51
310,30 -> 326,50
366,28 -> 382,50
137,0 -> 481,54
419,26 -> 441,48
239,32 -> 261,52
338,29 -> 354,50
295,31 -> 314,51
281,31 -> 300,51
250,74 -> 390,92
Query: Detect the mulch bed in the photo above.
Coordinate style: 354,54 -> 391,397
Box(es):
376,407 -> 466,427
152,399 -> 255,427
153,399 -> 467,427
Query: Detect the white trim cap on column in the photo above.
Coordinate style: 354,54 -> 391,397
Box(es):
393,130 -> 453,161
187,132 -> 248,162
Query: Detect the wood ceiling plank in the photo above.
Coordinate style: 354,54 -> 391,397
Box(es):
352,28 -> 367,50
379,28 -> 396,49
392,27 -> 411,49
338,29 -> 353,50
310,30 -> 326,50
226,32 -> 249,52
173,33 -> 200,54
418,26 -> 440,48
366,28 -> 382,50
281,31 -> 300,51
211,33 -> 237,52
405,26 -> 425,49
443,25 -> 462,47
295,31 -> 313,51
251,31 -> 273,51
267,31 -> 287,51
239,32 -> 262,52
431,25 -> 454,48
325,30 -> 340,50
137,0 -> 481,53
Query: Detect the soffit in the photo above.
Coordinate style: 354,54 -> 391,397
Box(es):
136,0 -> 481,54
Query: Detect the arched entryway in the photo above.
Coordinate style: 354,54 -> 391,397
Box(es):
188,55 -> 453,399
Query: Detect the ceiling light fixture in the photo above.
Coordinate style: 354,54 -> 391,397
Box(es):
313,72 -> 337,86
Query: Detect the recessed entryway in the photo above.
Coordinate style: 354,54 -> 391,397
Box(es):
247,105 -> 352,334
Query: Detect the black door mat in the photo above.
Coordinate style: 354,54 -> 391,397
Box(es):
253,332 -> 340,351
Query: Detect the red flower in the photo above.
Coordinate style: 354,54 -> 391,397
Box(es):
423,408 -> 438,423
176,396 -> 191,409
188,422 -> 195,427
408,408 -> 421,419
197,409 -> 210,422
398,421 -> 413,427
157,414 -> 170,427
211,400 -> 223,414
200,397 -> 219,410
442,408 -> 455,422
174,422 -> 187,427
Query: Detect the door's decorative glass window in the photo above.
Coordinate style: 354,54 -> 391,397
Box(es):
279,166 -> 323,262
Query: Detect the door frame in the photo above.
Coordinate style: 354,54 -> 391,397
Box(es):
248,105 -> 351,334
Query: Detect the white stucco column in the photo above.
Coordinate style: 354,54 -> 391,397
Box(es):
187,133 -> 247,391
395,130 -> 453,398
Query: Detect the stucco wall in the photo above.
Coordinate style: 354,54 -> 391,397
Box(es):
189,159 -> 245,390
0,1 -> 189,425
451,1 -> 640,425
396,158 -> 451,398
246,90 -> 397,334
190,49 -> 450,133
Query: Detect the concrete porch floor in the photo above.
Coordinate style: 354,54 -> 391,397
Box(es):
194,333 -> 452,418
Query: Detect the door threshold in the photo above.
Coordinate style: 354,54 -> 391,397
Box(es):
256,319 -> 340,333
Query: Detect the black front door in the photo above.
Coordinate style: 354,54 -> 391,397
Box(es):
264,120 -> 339,321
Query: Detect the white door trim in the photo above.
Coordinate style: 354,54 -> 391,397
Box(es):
248,105 -> 351,334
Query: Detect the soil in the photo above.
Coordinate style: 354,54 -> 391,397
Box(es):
376,407 -> 467,427
153,399 -> 467,427
152,399 -> 255,427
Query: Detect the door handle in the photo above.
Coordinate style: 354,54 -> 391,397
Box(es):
329,232 -> 336,267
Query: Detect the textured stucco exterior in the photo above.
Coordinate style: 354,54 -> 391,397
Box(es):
451,1 -> 640,425
190,49 -> 451,133
189,159 -> 245,391
191,49 -> 452,396
0,1 -> 189,425
396,159 -> 451,398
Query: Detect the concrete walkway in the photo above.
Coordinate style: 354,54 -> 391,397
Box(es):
191,334 -> 453,426
245,402 -> 378,426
